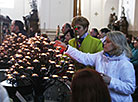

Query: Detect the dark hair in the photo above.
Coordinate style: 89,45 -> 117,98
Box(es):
65,23 -> 71,30
71,68 -> 111,102
14,20 -> 24,31
65,29 -> 74,38
100,28 -> 110,34
134,36 -> 138,41
92,28 -> 99,33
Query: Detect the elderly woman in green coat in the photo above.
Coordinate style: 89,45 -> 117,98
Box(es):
69,16 -> 103,70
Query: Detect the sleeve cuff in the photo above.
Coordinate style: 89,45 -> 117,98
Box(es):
64,45 -> 69,52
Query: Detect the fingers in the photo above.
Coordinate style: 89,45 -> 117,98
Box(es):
100,73 -> 104,76
54,40 -> 67,51
54,40 -> 61,47
100,73 -> 111,85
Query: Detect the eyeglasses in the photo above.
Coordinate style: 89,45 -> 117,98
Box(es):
74,26 -> 82,30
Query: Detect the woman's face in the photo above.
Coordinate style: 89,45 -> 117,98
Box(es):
61,24 -> 68,34
10,21 -> 16,32
99,31 -> 104,38
134,39 -> 138,49
90,29 -> 96,37
74,24 -> 87,37
104,37 -> 115,53
65,32 -> 72,41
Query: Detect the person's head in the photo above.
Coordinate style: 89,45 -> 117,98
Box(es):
61,23 -> 71,35
64,29 -> 74,42
104,31 -> 132,58
99,28 -> 110,38
133,37 -> 138,49
71,16 -> 89,37
90,28 -> 99,38
71,68 -> 111,102
11,20 -> 24,33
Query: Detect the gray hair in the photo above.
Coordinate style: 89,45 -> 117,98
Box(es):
107,31 -> 132,58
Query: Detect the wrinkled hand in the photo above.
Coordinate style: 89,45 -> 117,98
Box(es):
54,40 -> 67,50
100,73 -> 111,85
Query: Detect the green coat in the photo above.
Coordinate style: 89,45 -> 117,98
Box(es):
69,34 -> 103,70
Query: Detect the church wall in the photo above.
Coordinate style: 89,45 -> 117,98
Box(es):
81,0 -> 119,30
118,0 -> 138,36
103,0 -> 119,28
0,0 -> 30,21
134,0 -> 138,31
0,0 -> 137,36
38,0 -> 73,31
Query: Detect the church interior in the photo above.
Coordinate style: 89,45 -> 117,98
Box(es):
0,0 -> 138,102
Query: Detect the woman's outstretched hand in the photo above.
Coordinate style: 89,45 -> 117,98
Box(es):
54,40 -> 67,51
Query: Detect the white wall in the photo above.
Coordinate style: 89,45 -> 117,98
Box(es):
134,0 -> 138,31
0,0 -> 137,33
81,0 -> 119,30
0,0 -> 30,21
38,0 -> 73,30
103,0 -> 119,27
118,0 -> 136,31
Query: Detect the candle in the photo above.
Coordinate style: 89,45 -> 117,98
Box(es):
62,76 -> 68,79
32,73 -> 38,77
49,60 -> 55,64
13,71 -> 19,75
7,75 -> 13,80
52,75 -> 58,78
18,60 -> 23,64
43,41 -> 49,45
41,53 -> 47,56
33,59 -> 40,63
69,64 -> 74,67
41,67 -> 47,70
27,67 -> 34,70
7,74 -> 13,79
15,54 -> 23,59
56,54 -> 62,58
17,49 -> 22,53
21,75 -> 26,78
55,50 -> 60,53
19,66 -> 24,69
62,55 -> 67,59
69,71 -> 74,74
48,49 -> 53,52
25,56 -> 31,60
35,41 -> 40,44
56,64 -> 61,68
50,41 -> 55,45
56,46 -> 61,50
43,77 -> 49,80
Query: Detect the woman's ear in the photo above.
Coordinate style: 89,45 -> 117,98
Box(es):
84,27 -> 88,32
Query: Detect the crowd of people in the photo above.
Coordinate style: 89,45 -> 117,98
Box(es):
0,15 -> 138,102
56,30 -> 136,102
55,16 -> 138,102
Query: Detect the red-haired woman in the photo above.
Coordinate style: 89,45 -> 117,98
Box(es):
71,68 -> 111,102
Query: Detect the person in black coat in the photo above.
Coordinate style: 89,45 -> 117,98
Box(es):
10,20 -> 28,37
